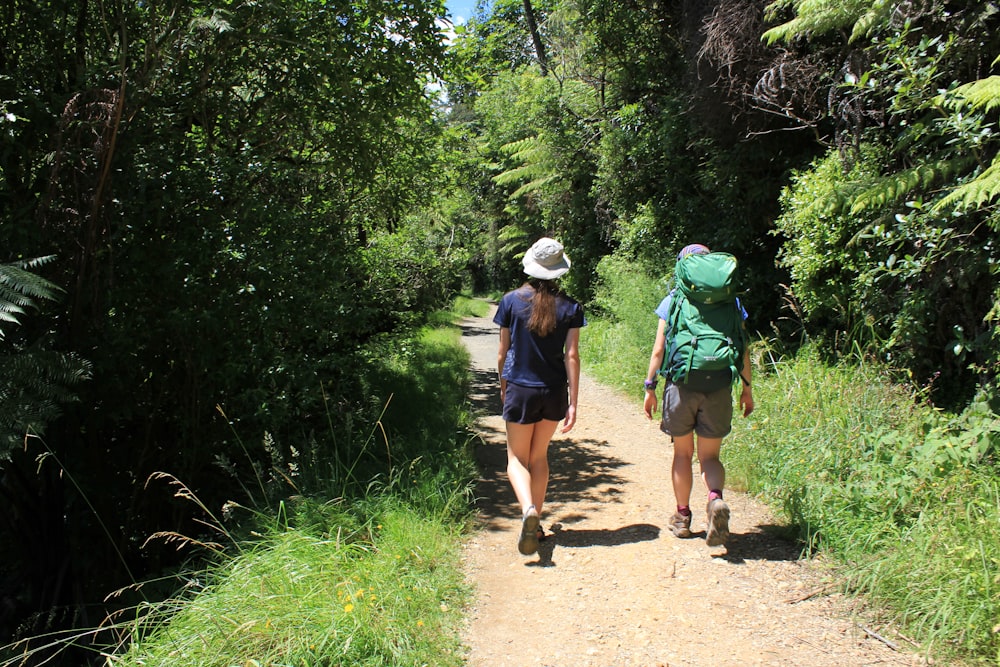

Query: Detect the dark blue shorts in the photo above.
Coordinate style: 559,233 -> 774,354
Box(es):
502,382 -> 568,424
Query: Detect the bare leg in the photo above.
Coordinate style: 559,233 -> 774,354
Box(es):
670,432 -> 695,508
696,436 -> 724,493
527,419 -> 558,514
697,435 -> 729,546
506,419 -> 559,515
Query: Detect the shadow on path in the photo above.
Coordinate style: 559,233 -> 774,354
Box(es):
460,311 -> 805,565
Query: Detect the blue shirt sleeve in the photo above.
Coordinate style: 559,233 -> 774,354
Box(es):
654,293 -> 673,321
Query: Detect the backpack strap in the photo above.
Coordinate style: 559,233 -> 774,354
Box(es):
660,290 -> 685,382
682,334 -> 697,382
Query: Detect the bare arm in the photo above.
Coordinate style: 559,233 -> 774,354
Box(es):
643,319 -> 667,420
497,327 -> 511,404
561,327 -> 581,433
739,343 -> 754,417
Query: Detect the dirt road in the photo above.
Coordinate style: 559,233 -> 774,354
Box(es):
458,305 -> 922,667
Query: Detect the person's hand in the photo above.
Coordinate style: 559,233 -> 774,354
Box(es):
741,385 -> 755,418
561,404 -> 577,433
643,390 -> 657,420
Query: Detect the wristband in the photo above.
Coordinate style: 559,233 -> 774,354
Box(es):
644,379 -> 658,391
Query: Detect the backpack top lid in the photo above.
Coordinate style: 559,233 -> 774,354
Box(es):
674,251 -> 739,305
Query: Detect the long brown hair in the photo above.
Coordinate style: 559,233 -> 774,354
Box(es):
526,279 -> 559,337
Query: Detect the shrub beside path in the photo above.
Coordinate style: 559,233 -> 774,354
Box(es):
458,306 -> 923,667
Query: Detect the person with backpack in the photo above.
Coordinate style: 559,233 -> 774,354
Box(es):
642,243 -> 754,547
495,237 -> 585,556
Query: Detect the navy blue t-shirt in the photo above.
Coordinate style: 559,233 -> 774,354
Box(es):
494,285 -> 586,388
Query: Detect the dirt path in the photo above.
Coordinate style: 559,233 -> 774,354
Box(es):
458,305 -> 922,667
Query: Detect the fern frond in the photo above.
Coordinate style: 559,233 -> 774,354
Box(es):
849,158 -> 971,214
493,135 -> 566,198
0,308 -> 26,324
0,257 -> 60,301
762,0 -> 875,45
942,75 -> 1000,113
509,174 -> 563,199
189,9 -> 232,34
850,0 -> 895,41
0,350 -> 92,459
933,157 -> 1000,215
499,136 -> 549,160
494,163 -> 556,187
0,257 -> 61,341
16,255 -> 58,272
496,225 -> 533,260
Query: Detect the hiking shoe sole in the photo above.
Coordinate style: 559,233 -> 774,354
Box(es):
705,499 -> 730,547
518,508 -> 540,555
669,511 -> 692,538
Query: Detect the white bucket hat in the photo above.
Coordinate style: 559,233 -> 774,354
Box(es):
522,237 -> 571,280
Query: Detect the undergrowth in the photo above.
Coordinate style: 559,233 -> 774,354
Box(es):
0,298 -> 480,666
107,501 -> 467,667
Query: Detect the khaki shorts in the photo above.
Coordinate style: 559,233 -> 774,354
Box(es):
660,381 -> 733,439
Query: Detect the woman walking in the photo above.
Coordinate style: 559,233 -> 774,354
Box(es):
494,237 -> 585,555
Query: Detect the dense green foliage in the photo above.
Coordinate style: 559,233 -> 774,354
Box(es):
761,1 -> 1000,401
1,0 -> 460,660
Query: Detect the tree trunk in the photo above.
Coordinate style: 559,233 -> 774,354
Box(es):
522,0 -> 548,76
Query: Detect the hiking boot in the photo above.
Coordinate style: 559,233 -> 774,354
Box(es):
669,511 -> 692,538
518,506 -> 540,555
705,498 -> 730,547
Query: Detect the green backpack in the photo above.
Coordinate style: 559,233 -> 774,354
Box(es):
660,252 -> 747,387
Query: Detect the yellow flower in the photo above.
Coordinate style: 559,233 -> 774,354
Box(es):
344,603 -> 354,613
417,620 -> 424,627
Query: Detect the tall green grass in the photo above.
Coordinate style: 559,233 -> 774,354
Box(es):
450,294 -> 492,319
728,350 -> 999,663
583,255 -> 667,394
584,257 -> 1000,665
0,302 -> 481,667
109,500 -> 468,667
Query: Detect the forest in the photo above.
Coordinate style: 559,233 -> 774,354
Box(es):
1,0 -> 998,665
